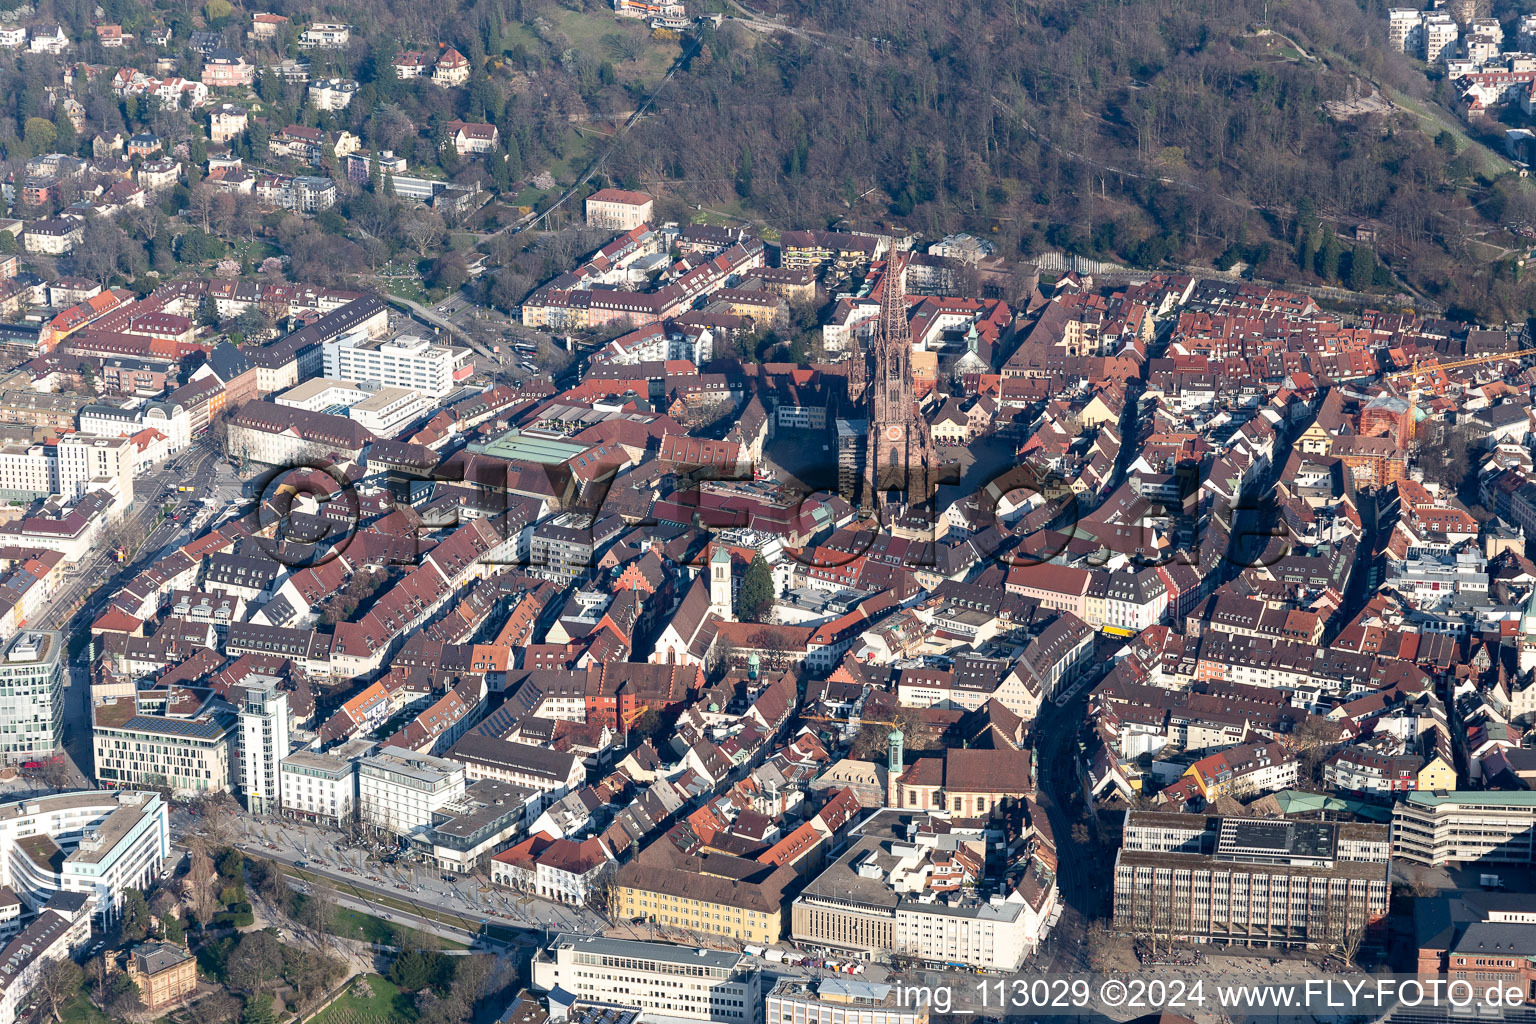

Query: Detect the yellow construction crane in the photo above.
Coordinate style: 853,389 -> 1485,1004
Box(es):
1385,348 -> 1533,385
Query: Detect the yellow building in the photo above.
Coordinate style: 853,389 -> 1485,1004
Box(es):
1417,752 -> 1457,791
615,852 -> 793,944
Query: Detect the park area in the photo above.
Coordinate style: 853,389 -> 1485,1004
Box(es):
310,975 -> 418,1024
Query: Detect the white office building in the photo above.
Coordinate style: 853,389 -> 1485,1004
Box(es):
56,434 -> 133,513
280,750 -> 357,827
239,682 -> 289,814
274,378 -> 369,412
0,790 -> 168,926
347,386 -> 433,437
0,445 -> 55,503
358,746 -> 465,836
532,934 -> 761,1024
0,632 -> 62,766
322,332 -> 468,398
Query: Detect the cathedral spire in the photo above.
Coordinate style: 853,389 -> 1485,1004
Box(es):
863,247 -> 937,512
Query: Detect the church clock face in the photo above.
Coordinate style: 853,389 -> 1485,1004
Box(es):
886,425 -> 903,441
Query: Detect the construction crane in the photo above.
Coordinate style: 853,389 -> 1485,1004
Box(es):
1384,348 -> 1533,386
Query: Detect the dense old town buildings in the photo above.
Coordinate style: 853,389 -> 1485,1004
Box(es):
4,149 -> 1531,1024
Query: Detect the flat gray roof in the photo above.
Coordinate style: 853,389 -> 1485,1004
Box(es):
548,932 -> 745,971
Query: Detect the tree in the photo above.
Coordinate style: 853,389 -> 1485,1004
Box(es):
119,887 -> 151,941
240,994 -> 278,1024
735,553 -> 774,622
226,931 -> 283,994
187,990 -> 242,1024
85,956 -> 109,1011
602,33 -> 645,63
389,948 -> 433,992
296,884 -> 337,940
398,207 -> 446,256
246,859 -> 286,908
232,305 -> 274,342
428,253 -> 469,292
106,975 -> 144,1021
23,117 -> 56,155
1085,920 -> 1121,973
177,228 -> 225,264
628,709 -> 663,742
1317,227 -> 1341,282
735,145 -> 753,199
36,958 -> 83,1023
1288,715 -> 1340,787
1348,243 -> 1376,292
217,847 -> 245,880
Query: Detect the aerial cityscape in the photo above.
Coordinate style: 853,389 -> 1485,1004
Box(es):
0,0 -> 1530,1023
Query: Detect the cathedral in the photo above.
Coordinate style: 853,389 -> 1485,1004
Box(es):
852,250 -> 939,511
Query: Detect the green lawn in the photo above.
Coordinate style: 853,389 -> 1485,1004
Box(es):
291,895 -> 466,951
541,9 -> 677,81
383,277 -> 429,304
513,186 -> 551,207
308,975 -> 417,1024
545,129 -> 595,184
59,991 -> 110,1024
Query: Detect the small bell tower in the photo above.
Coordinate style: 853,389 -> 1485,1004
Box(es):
886,726 -> 904,807
708,546 -> 734,621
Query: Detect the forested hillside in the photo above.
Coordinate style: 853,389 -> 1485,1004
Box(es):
11,0 -> 1534,317
593,0 -> 1536,319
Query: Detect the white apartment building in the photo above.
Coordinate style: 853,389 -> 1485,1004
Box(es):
1112,813 -> 1391,949
0,444 -> 55,502
358,746 -> 465,836
0,902 -> 91,1024
141,401 -> 192,454
298,22 -> 350,47
307,77 -> 358,110
238,682 -> 289,814
93,696 -> 236,797
275,378 -> 369,412
532,934 -> 761,1024
1389,9 -> 1424,54
280,750 -> 357,826
347,386 -> 432,437
1424,12 -> 1459,62
0,632 -> 63,766
79,402 -> 191,458
56,435 -> 133,513
322,332 -> 468,399
0,790 -> 168,925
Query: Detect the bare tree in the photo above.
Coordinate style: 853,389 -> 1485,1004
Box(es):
36,958 -> 83,1022
84,956 -> 108,1012
184,989 -> 240,1024
399,208 -> 446,257
297,882 -> 337,945
226,930 -> 284,994
188,185 -> 215,232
